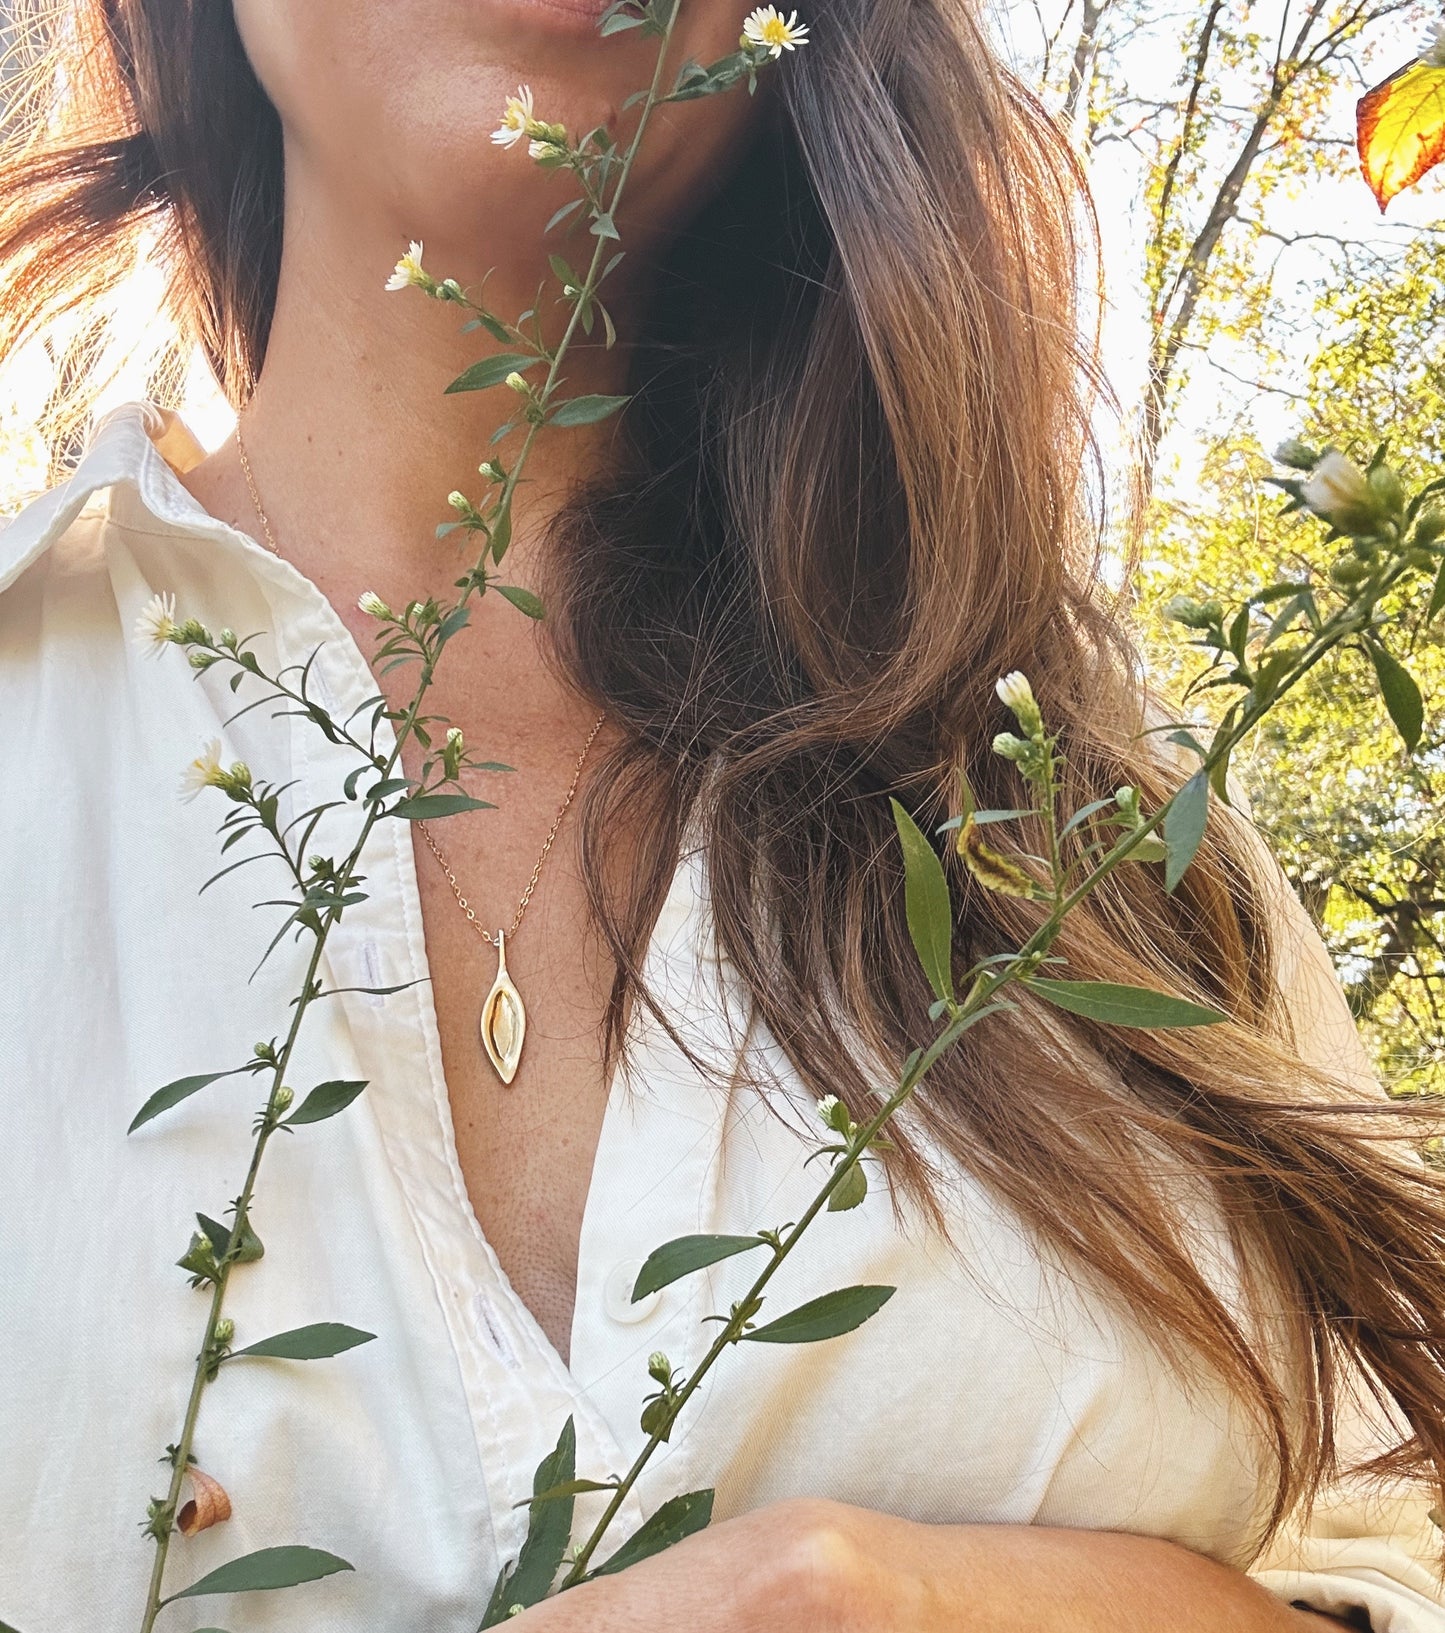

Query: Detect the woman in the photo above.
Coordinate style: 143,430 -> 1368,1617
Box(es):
1,0 -> 1443,1628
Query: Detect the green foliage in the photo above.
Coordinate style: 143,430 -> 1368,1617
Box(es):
1141,236 -> 1445,1094
740,1285 -> 896,1344
227,1323 -> 375,1362
160,1547 -> 353,1604
590,1491 -> 715,1577
631,1233 -> 770,1299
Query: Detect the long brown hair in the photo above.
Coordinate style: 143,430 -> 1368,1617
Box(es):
7,0 -> 1445,1544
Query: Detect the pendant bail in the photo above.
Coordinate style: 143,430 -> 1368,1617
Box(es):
479,930 -> 527,1085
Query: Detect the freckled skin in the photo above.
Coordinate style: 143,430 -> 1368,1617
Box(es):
211,0 -> 769,1364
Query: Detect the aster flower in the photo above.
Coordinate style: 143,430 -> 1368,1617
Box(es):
995,671 -> 1044,741
995,671 -> 1035,715
742,5 -> 810,56
358,590 -> 393,619
491,85 -> 536,149
133,590 -> 179,655
385,241 -> 429,293
178,739 -> 227,804
1300,449 -> 1378,535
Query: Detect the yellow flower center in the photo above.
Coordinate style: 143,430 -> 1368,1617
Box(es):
760,14 -> 789,42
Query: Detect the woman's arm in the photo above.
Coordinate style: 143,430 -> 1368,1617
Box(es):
509,1497 -> 1340,1631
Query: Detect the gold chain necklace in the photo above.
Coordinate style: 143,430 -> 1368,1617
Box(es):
235,417 -> 605,1086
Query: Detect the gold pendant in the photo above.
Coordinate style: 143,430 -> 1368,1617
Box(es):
480,930 -> 526,1085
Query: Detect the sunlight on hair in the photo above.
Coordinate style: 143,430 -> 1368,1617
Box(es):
0,228 -> 232,515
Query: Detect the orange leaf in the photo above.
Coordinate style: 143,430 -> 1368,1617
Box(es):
176,1467 -> 232,1536
1357,59 -> 1445,212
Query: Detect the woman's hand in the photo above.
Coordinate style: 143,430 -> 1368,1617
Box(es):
506,1497 -> 1341,1631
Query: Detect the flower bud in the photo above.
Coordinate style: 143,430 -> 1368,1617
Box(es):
273,1085 -> 294,1112
1164,595 -> 1223,631
504,371 -> 531,396
992,731 -> 1031,762
647,1351 -> 672,1384
1274,438 -> 1319,471
478,459 -> 506,483
358,590 -> 393,619
1300,449 -> 1379,535
995,670 -> 1043,736
1329,555 -> 1372,587
1413,509 -> 1445,546
214,1318 -> 235,1345
447,490 -> 471,513
1367,462 -> 1404,520
188,649 -> 221,670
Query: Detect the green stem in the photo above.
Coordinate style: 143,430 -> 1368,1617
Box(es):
553,557 -> 1414,1592
138,18 -> 687,1628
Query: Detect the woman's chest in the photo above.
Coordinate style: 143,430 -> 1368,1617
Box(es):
3,839 -> 1274,1633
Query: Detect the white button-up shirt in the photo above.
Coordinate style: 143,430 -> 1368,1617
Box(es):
2,401 -> 1442,1631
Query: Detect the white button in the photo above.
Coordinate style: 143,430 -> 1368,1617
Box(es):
603,1259 -> 662,1324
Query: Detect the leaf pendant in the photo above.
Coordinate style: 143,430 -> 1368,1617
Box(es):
480,930 -> 526,1085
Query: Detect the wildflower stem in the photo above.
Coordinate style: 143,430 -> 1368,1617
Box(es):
549,543 -> 1424,1597
139,13 -> 686,1627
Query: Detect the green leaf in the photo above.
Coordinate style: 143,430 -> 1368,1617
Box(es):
889,799 -> 954,1004
444,353 -> 540,395
1163,771 -> 1209,894
590,1489 -> 715,1578
161,1547 -> 353,1604
631,1233 -> 769,1300
514,1477 -> 620,1509
548,393 -> 631,427
826,1161 -> 868,1212
196,1213 -> 263,1265
483,1418 -> 577,1622
1366,640 -> 1424,752
229,1323 -> 375,1361
389,793 -> 496,820
282,1079 -> 367,1126
496,584 -> 545,619
1026,978 -> 1226,1029
129,1067 -> 250,1134
741,1284 -> 895,1344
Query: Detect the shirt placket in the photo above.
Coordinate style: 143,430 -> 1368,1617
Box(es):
270,598 -> 637,1570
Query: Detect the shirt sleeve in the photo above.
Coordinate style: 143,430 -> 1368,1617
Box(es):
1233,805 -> 1445,1629
1249,1472 -> 1445,1631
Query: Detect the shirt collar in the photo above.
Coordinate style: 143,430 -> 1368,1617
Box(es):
0,400 -> 218,597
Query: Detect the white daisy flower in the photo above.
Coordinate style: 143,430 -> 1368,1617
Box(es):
133,590 -> 179,655
178,739 -> 227,804
385,240 -> 428,293
742,5 -> 810,56
492,85 -> 536,149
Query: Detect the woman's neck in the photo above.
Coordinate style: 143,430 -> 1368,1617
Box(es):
184,170 -> 639,626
